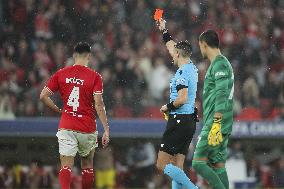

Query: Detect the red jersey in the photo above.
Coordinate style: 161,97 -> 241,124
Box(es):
46,65 -> 103,133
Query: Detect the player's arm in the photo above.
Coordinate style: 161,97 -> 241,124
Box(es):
157,19 -> 177,58
172,88 -> 188,107
94,94 -> 109,131
165,87 -> 188,113
161,76 -> 189,113
94,93 -> 110,148
39,87 -> 61,114
93,73 -> 110,147
214,63 -> 231,118
208,61 -> 230,146
161,88 -> 188,116
40,72 -> 61,114
213,73 -> 230,120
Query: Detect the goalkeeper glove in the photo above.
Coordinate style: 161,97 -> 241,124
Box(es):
208,116 -> 223,146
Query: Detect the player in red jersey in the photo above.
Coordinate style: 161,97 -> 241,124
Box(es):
40,42 -> 110,189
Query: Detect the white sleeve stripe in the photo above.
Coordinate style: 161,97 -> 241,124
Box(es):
93,92 -> 103,95
45,86 -> 54,94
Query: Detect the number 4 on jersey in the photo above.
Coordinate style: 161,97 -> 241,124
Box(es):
67,86 -> 80,111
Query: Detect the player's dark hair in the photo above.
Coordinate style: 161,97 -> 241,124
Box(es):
199,30 -> 219,48
74,42 -> 91,54
175,40 -> 192,58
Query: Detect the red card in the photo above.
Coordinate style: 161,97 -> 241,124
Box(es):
154,9 -> 164,21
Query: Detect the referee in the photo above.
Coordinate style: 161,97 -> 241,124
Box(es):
156,19 -> 198,189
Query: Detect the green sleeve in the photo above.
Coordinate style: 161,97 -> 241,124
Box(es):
213,61 -> 230,114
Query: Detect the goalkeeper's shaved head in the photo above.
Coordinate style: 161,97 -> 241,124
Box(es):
198,30 -> 220,59
199,30 -> 219,48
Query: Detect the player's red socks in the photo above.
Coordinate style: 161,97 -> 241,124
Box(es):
82,168 -> 94,189
59,166 -> 72,189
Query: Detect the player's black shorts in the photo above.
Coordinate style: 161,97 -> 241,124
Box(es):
160,114 -> 196,155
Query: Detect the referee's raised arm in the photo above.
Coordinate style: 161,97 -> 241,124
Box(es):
156,19 -> 176,58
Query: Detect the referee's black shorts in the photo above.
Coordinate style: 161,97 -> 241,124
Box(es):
160,114 -> 196,156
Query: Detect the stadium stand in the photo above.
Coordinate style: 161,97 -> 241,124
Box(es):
0,0 -> 283,119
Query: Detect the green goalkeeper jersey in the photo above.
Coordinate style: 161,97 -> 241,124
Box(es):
203,54 -> 234,134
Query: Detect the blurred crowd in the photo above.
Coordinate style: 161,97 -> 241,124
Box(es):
0,0 -> 283,119
1,142 -> 284,189
0,1 -> 283,188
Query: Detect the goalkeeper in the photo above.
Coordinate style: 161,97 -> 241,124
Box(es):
155,18 -> 198,189
192,30 -> 234,189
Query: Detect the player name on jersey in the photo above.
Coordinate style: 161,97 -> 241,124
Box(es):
66,77 -> 84,85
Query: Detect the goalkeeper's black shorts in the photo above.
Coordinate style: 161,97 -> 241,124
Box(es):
160,114 -> 196,155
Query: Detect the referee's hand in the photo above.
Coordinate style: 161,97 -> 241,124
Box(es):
156,18 -> 166,32
160,104 -> 168,113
